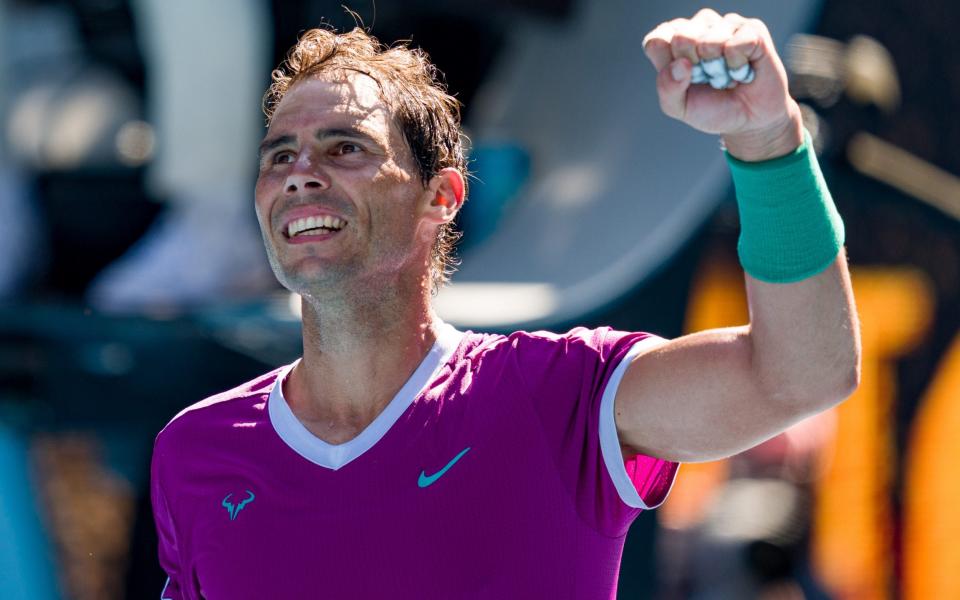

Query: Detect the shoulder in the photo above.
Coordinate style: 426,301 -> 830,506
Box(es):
451,328 -> 599,364
502,326 -> 654,359
155,365 -> 286,445
452,327 -> 656,390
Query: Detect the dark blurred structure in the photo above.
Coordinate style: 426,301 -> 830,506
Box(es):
0,0 -> 157,301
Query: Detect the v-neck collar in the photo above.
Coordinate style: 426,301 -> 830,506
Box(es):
268,322 -> 465,470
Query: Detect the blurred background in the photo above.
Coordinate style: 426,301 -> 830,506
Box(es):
0,0 -> 957,598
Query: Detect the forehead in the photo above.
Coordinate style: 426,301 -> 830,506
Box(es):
267,73 -> 395,139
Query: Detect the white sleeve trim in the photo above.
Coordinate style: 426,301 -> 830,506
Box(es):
598,335 -> 669,509
160,576 -> 173,600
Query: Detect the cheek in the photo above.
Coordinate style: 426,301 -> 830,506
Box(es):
375,200 -> 425,247
254,175 -> 281,216
255,172 -> 280,197
253,196 -> 276,235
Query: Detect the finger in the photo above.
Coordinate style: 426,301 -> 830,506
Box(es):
656,58 -> 692,121
642,21 -> 676,72
670,18 -> 708,65
724,18 -> 769,71
696,17 -> 737,61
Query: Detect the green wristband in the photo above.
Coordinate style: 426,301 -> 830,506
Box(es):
725,129 -> 845,284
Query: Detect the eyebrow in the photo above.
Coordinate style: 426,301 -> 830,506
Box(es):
258,127 -> 382,161
258,134 -> 295,161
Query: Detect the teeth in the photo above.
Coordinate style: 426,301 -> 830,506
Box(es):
286,215 -> 346,237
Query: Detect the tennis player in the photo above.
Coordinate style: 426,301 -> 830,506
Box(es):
150,9 -> 860,598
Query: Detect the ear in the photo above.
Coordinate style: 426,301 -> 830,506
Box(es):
424,167 -> 465,223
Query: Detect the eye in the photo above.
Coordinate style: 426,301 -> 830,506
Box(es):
273,151 -> 295,164
334,142 -> 362,155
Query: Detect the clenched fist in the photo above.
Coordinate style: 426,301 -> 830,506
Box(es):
642,8 -> 804,161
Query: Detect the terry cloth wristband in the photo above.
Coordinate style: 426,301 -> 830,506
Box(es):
725,129 -> 845,284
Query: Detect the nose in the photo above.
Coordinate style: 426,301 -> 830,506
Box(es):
284,157 -> 329,194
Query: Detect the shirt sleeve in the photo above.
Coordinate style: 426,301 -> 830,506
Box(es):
151,441 -> 185,600
510,327 -> 680,537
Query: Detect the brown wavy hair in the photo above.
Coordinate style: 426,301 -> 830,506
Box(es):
263,27 -> 468,292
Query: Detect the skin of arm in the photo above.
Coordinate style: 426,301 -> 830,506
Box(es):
615,10 -> 861,462
617,253 -> 859,463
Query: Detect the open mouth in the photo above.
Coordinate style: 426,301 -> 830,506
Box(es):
285,215 -> 347,238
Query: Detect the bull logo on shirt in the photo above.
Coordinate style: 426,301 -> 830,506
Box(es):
221,490 -> 255,521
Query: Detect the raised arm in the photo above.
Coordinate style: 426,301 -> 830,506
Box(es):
615,10 -> 861,463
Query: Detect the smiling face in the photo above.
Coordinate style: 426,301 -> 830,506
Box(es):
255,73 -> 443,298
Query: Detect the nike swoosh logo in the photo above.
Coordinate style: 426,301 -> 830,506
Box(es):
418,447 -> 471,488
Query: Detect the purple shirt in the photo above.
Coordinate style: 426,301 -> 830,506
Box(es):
151,324 -> 679,599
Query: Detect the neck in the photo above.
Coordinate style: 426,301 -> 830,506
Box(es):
284,269 -> 440,439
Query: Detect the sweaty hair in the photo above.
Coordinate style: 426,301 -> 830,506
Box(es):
263,27 -> 468,292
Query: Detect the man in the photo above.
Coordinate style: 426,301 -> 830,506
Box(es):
151,9 -> 860,598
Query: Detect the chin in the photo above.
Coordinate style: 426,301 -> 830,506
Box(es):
264,244 -> 338,286
275,263 -> 355,298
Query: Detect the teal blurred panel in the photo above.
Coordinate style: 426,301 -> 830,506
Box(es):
0,425 -> 61,600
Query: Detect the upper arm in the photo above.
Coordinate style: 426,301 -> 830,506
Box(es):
615,255 -> 859,463
613,327 -> 799,463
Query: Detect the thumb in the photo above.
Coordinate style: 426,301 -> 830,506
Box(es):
656,58 -> 692,121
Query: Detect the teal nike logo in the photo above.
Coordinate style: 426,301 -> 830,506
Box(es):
222,490 -> 255,521
418,447 -> 471,488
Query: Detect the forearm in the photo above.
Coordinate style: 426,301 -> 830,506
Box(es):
723,107 -> 861,409
745,251 -> 861,411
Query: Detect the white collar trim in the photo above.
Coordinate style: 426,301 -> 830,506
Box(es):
268,322 -> 465,470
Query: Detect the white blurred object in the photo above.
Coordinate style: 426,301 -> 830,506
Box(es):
6,67 -> 141,169
130,0 -> 269,200
844,35 -> 901,113
702,479 -> 803,543
848,131 -> 960,221
787,33 -> 900,113
88,0 -> 273,312
115,120 -> 156,166
86,191 -> 275,313
701,57 -> 725,78
690,59 -> 755,89
691,63 -> 709,84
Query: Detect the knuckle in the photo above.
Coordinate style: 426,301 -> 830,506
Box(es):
698,29 -> 733,54
694,8 -> 721,19
671,34 -> 697,51
747,18 -> 769,34
698,47 -> 721,61
697,39 -> 723,54
645,22 -> 671,39
700,28 -> 729,45
645,21 -> 678,47
730,36 -> 758,52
